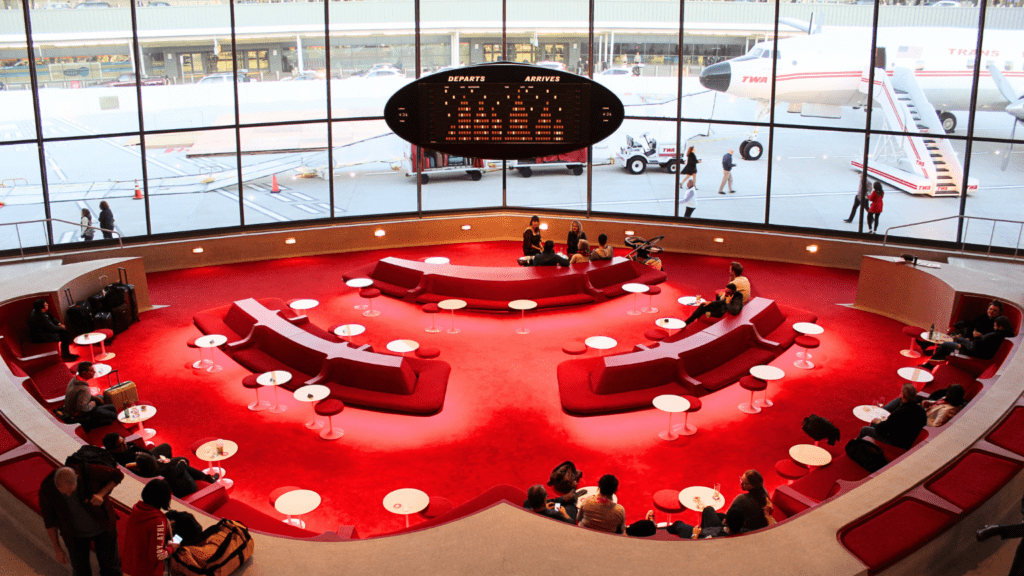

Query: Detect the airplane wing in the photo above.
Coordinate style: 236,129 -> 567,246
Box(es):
986,61 -> 1024,120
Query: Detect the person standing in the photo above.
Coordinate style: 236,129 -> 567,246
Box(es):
632,52 -> 642,76
123,479 -> 177,576
39,465 -> 124,576
866,181 -> 884,234
718,149 -> 737,194
681,146 -> 700,190
566,220 -> 587,258
522,215 -> 542,256
98,201 -> 115,240
681,180 -> 697,218
844,177 -> 869,223
80,208 -> 95,242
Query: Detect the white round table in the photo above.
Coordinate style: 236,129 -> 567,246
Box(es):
793,322 -> 824,361
789,444 -> 833,469
289,299 -> 319,311
274,489 -> 321,529
920,331 -> 953,345
623,283 -> 650,316
117,404 -> 157,447
438,299 -> 467,334
656,317 -> 685,336
678,486 -> 725,512
333,324 -> 366,339
257,370 -> 292,413
293,384 -> 331,430
75,332 -> 115,362
346,278 -> 373,310
653,394 -> 691,441
195,439 -> 238,489
585,336 -> 617,356
897,366 -> 934,384
383,488 -> 430,528
87,363 -> 113,396
677,296 -> 707,307
750,365 -> 785,408
195,334 -> 228,373
424,257 -> 450,265
387,339 -> 420,356
854,404 -> 890,424
508,299 -> 538,335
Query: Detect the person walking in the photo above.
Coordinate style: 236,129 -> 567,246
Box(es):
681,146 -> 700,190
80,208 -> 95,241
844,177 -> 869,223
681,180 -> 697,218
98,201 -> 115,240
718,149 -> 737,194
866,181 -> 884,234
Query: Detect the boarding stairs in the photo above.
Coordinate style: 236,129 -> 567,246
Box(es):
852,66 -> 977,197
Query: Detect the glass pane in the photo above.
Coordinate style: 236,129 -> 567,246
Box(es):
138,3 -> 235,131
0,142 -> 47,251
0,0 -> 37,142
963,138 -> 1024,253
146,129 -> 240,235
29,2 -> 140,134
333,119 -> 416,217
977,4 -> 1024,147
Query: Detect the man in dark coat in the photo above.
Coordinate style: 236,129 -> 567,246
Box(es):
28,299 -> 77,361
39,464 -> 124,575
857,401 -> 928,450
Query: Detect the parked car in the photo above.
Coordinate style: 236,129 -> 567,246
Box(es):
75,1 -> 111,7
362,69 -> 404,78
928,0 -> 961,6
198,70 -> 251,84
100,73 -> 169,87
535,61 -> 567,72
43,2 -> 72,8
281,72 -> 319,81
599,67 -> 636,76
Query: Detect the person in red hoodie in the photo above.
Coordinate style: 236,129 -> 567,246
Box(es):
867,181 -> 884,234
122,479 -> 177,576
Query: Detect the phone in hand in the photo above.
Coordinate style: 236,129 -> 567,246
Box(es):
553,503 -> 561,511
574,488 -> 588,497
171,535 -> 183,544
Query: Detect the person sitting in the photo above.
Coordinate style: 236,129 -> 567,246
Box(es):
922,384 -> 966,427
102,432 -> 173,468
522,215 -> 542,256
728,261 -> 751,304
883,383 -> 921,414
683,283 -> 743,327
523,484 -> 577,525
926,315 -> 1014,364
64,362 -> 118,428
132,453 -> 217,498
569,239 -> 591,264
547,460 -> 583,494
531,240 -> 570,267
857,400 -> 927,450
590,234 -> 614,261
666,470 -> 772,538
122,479 -> 177,576
576,474 -> 626,534
949,300 -> 1002,339
566,220 -> 587,258
28,299 -> 78,361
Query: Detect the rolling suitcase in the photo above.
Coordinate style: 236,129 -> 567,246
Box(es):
65,300 -> 95,337
92,311 -> 114,338
109,267 -> 139,324
103,379 -> 138,413
88,292 -> 106,313
110,303 -> 133,335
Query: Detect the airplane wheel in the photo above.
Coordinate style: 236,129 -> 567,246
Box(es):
419,173 -> 429,185
663,159 -> 679,174
518,167 -> 532,178
739,140 -> 751,159
571,166 -> 583,176
469,171 -> 483,181
939,112 -> 956,133
627,157 -> 647,175
744,141 -> 764,161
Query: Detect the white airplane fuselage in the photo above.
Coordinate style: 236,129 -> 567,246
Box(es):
700,27 -> 1024,115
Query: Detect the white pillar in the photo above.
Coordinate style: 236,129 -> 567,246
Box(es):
128,40 -> 136,75
296,35 -> 304,73
609,31 -> 615,67
451,31 -> 459,66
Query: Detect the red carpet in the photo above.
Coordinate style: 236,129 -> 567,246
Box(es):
89,242 -> 915,537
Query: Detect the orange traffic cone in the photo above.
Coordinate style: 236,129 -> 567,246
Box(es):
133,180 -> 143,200
271,174 -> 280,193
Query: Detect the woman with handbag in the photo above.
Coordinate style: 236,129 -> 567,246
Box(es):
80,208 -> 94,241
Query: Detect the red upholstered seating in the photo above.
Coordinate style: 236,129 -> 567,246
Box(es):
747,302 -> 817,351
415,347 -> 441,359
0,453 -> 58,514
314,355 -> 450,415
562,341 -> 587,355
383,484 -> 528,537
0,338 -> 74,404
421,497 -> 454,518
418,273 -> 594,310
925,450 -> 1023,514
343,259 -> 427,299
865,429 -> 929,462
986,407 -> 1024,456
677,325 -> 775,393
644,328 -> 669,342
315,398 -> 345,440
839,497 -> 958,574
775,459 -> 809,482
901,326 -> 926,358
653,489 -> 684,520
585,260 -> 667,298
947,340 -> 1013,379
772,454 -> 872,517
210,498 -> 320,539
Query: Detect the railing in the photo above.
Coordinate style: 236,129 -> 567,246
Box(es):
883,216 -> 1024,259
0,219 -> 123,260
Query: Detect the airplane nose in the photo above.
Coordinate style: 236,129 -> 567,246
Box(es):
700,62 -> 731,93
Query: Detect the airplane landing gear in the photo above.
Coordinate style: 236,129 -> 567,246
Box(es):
739,140 -> 763,161
938,111 -> 956,134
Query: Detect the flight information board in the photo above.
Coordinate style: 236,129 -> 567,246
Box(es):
384,63 -> 623,160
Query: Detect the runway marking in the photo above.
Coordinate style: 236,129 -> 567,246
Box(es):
59,231 -> 74,243
44,150 -> 67,182
290,192 -> 314,201
267,192 -> 292,203
51,117 -> 189,177
214,189 -> 289,222
787,156 -> 817,159
317,203 -> 331,212
293,204 -> 321,214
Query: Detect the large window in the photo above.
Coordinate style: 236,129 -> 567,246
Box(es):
1,0 -> 1021,254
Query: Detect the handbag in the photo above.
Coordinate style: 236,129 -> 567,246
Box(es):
169,518 -> 254,576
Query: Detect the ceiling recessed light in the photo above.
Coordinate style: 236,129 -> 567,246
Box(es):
624,230 -> 635,236
539,223 -> 549,230
714,238 -> 724,243
285,238 -> 296,245
374,229 -> 386,237
461,224 -> 472,231
806,244 -> 819,253
192,247 -> 204,254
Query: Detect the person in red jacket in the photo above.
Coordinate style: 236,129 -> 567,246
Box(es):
867,181 -> 884,234
123,479 -> 177,576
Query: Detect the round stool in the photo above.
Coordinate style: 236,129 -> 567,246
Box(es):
739,376 -> 767,414
421,497 -> 453,519
677,395 -> 701,436
423,303 -> 442,333
901,326 -> 927,358
191,436 -> 225,478
642,285 -> 662,313
416,347 -> 441,359
775,459 -> 809,484
315,399 -> 345,440
93,328 -> 116,360
187,338 -> 204,370
794,336 -> 820,370
242,374 -> 270,412
562,341 -> 587,355
644,328 -> 669,342
359,288 -> 381,318
653,489 -> 684,522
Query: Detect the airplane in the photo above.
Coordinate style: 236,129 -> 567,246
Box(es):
698,21 -> 1023,195
986,61 -> 1024,171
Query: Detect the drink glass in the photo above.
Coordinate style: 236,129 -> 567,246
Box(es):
713,483 -> 721,501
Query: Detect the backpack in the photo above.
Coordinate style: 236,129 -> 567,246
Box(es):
65,444 -> 118,470
845,438 -> 888,473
